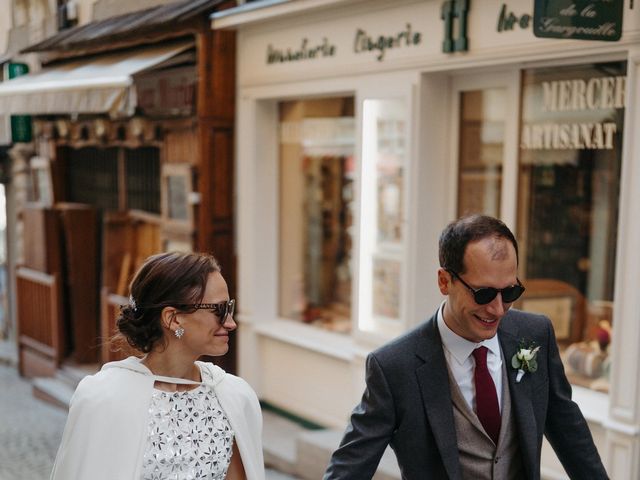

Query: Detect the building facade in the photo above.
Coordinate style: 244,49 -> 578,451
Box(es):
213,0 -> 640,478
0,0 -> 238,375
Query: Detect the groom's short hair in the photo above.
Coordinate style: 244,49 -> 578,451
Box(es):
439,214 -> 519,274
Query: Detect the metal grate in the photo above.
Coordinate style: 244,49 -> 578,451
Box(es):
125,147 -> 160,214
68,147 -> 119,210
66,146 -> 160,213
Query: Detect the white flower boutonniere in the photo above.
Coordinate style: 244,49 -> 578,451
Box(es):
511,340 -> 541,383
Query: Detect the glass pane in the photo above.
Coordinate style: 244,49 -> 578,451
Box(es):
360,98 -> 407,330
68,147 -> 119,210
126,147 -> 160,214
167,176 -> 188,220
376,115 -> 405,244
278,98 -> 355,333
372,256 -> 400,318
517,61 -> 626,393
457,88 -> 506,217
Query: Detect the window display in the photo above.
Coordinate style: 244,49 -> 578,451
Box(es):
517,61 -> 626,393
360,98 -> 407,330
457,89 -> 506,217
278,98 -> 355,333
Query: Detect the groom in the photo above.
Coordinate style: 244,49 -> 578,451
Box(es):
324,215 -> 607,479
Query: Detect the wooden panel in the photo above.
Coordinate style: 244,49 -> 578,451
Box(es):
57,203 -> 100,363
100,288 -> 136,363
133,220 -> 162,271
195,26 -> 237,373
198,126 -> 236,374
198,127 -> 234,270
197,29 -> 236,120
165,127 -> 199,166
16,267 -> 63,378
102,211 -> 136,294
22,206 -> 63,274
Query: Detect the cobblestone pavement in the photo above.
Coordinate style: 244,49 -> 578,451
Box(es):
0,364 -> 67,480
0,363 -> 298,480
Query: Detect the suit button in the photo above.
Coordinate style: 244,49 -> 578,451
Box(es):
494,456 -> 500,464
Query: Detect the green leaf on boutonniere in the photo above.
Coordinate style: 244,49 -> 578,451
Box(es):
511,355 -> 522,369
528,359 -> 538,372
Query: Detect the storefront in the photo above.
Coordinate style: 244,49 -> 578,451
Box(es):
213,0 -> 640,477
0,0 -> 237,378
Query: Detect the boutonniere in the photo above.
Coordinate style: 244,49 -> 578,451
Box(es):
511,340 -> 541,383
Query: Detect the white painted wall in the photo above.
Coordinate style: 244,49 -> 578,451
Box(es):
0,0 -> 12,55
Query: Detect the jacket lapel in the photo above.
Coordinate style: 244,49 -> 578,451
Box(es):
498,317 -> 537,480
415,316 -> 462,480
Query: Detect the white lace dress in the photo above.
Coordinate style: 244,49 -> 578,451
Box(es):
141,371 -> 235,480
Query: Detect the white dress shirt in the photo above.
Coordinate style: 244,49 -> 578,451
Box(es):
437,302 -> 503,413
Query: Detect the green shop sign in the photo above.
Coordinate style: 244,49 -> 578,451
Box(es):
533,0 -> 623,41
4,62 -> 32,143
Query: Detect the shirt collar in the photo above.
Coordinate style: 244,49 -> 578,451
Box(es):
437,301 -> 501,365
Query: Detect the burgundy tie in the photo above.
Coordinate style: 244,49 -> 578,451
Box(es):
472,346 -> 501,444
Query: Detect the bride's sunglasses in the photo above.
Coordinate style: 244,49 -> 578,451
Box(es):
181,299 -> 236,326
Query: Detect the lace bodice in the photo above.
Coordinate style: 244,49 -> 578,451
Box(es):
141,378 -> 234,480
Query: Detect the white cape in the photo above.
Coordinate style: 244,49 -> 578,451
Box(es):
51,356 -> 265,479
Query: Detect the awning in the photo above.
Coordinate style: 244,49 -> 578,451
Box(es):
0,41 -> 193,117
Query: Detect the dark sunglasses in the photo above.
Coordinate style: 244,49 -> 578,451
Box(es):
446,269 -> 525,305
179,299 -> 236,326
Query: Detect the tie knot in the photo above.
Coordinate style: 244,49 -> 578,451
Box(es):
472,346 -> 488,366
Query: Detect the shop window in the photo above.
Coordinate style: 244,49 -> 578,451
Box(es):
359,99 -> 408,333
278,98 -> 355,333
57,1 -> 78,31
517,61 -> 626,393
457,88 -> 506,217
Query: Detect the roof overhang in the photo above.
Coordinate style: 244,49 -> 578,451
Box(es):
0,41 -> 193,117
210,0 -> 354,29
23,0 -> 223,57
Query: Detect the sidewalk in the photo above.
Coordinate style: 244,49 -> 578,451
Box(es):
0,362 -> 67,480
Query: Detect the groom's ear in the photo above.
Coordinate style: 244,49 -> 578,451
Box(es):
437,268 -> 450,295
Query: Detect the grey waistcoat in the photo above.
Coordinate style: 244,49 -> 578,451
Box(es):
448,357 -> 525,479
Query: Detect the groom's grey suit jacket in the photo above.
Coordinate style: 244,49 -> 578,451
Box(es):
324,309 -> 608,480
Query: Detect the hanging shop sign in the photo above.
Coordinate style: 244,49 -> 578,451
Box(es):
4,62 -> 32,143
533,0 -> 623,41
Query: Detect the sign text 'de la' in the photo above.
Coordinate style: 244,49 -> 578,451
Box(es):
533,0 -> 623,41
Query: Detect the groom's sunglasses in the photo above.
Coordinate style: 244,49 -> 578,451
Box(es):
446,269 -> 525,305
